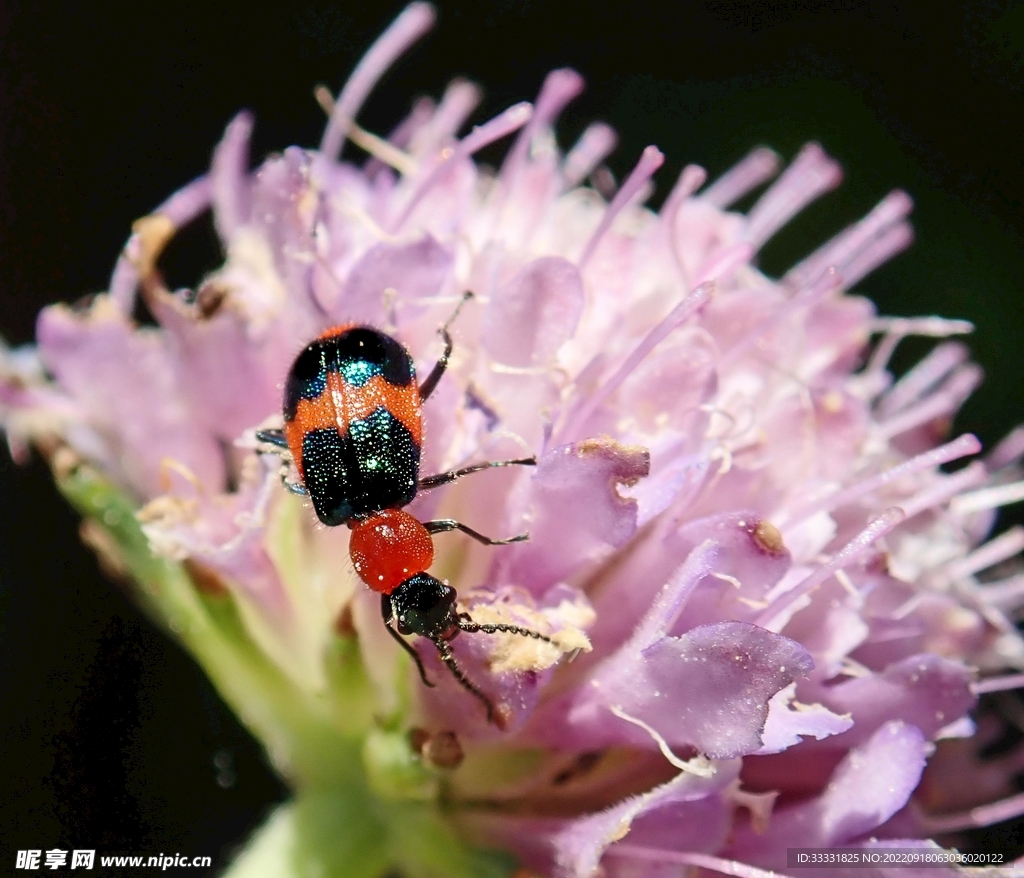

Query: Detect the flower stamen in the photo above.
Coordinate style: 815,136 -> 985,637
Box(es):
944,526 -> 1024,582
952,479 -> 1024,515
563,123 -> 618,190
779,433 -> 981,527
578,145 -> 664,269
390,101 -> 534,232
785,189 -> 913,290
608,705 -> 715,777
972,674 -> 1024,695
314,84 -> 418,176
319,1 -> 436,160
700,146 -> 781,209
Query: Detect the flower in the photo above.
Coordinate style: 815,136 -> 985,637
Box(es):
3,3 -> 1024,875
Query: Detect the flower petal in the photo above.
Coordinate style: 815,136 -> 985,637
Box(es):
506,438 -> 650,593
586,513 -> 792,662
325,235 -> 455,326
755,683 -> 853,754
147,289 -> 295,443
536,618 -> 813,758
620,622 -> 814,758
730,721 -> 929,862
482,256 -> 585,367
812,653 -> 977,746
36,297 -> 225,498
552,760 -> 740,878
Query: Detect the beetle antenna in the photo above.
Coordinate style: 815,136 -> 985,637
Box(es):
436,616 -> 556,727
442,290 -> 474,333
457,616 -> 556,644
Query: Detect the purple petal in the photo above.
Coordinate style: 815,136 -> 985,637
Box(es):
803,296 -> 877,379
700,286 -> 782,355
37,299 -> 225,498
729,721 -> 929,863
782,592 -> 869,680
585,513 -> 793,662
621,622 -> 814,758
812,653 -> 976,746
507,438 -> 650,593
532,617 -> 813,758
137,471 -> 302,669
616,325 -> 718,433
668,514 -> 793,634
146,150 -> 330,443
574,324 -> 718,524
552,762 -> 739,878
323,235 -> 455,326
851,574 -> 928,670
626,538 -> 720,651
561,286 -> 713,446
619,792 -> 732,860
247,148 -> 321,308
482,256 -> 585,367
138,464 -> 286,612
672,199 -> 747,281
756,684 -> 854,754
147,290 -> 295,444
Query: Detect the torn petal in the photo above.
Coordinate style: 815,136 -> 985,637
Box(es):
812,653 -> 976,746
508,438 -> 650,593
756,683 -> 853,754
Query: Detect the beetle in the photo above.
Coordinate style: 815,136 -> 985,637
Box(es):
256,296 -> 551,724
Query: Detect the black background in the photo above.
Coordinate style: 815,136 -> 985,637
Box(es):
2,0 -> 1023,870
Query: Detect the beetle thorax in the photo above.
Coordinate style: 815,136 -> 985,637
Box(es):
348,508 -> 434,593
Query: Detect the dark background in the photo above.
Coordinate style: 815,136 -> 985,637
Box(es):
2,0 -> 1023,869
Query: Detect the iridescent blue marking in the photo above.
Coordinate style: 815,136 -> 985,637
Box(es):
341,359 -> 379,387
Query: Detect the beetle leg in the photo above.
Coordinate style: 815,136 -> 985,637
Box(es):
255,428 -> 289,449
424,519 -> 528,545
381,595 -> 434,687
434,638 -> 495,723
418,456 -> 536,491
418,291 -> 473,401
281,474 -> 307,496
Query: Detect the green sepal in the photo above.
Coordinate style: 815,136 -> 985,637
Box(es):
223,790 -> 516,878
56,464 -> 365,787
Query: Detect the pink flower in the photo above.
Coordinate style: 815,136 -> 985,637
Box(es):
3,5 -> 1023,876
